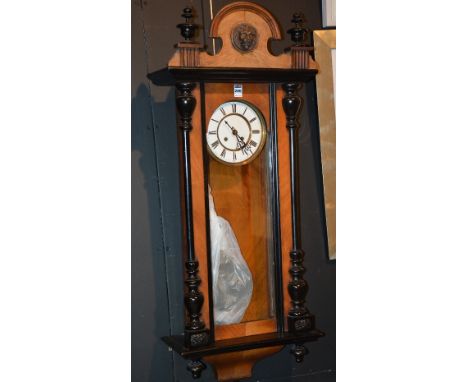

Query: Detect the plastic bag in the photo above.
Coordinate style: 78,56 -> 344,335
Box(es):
209,186 -> 253,325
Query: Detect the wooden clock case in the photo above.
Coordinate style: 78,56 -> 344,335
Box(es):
148,2 -> 323,380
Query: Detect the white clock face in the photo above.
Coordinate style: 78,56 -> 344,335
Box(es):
206,101 -> 266,165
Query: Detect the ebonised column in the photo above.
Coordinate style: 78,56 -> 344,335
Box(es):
175,82 -> 210,350
282,82 -> 315,335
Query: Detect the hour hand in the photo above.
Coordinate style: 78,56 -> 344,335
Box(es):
236,139 -> 247,150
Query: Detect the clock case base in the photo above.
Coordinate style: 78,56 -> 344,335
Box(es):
164,331 -> 324,380
163,330 -> 324,359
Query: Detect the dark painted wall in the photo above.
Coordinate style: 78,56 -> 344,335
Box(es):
132,1 -> 336,381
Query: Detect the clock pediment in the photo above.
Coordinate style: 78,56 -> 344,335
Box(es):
167,1 -> 317,71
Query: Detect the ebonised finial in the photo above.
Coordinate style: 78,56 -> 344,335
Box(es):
177,6 -> 197,41
287,12 -> 308,46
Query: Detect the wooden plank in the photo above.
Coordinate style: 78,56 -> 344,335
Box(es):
314,30 -> 336,260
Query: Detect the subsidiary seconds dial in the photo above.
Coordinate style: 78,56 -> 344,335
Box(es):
206,100 -> 266,165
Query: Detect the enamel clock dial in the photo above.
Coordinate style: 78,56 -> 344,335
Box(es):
206,100 -> 266,165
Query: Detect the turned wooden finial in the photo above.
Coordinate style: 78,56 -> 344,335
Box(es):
287,12 -> 315,69
287,13 -> 308,46
177,7 -> 197,42
172,6 -> 202,67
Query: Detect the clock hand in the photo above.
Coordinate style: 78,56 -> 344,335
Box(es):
225,120 -> 247,148
224,120 -> 235,131
235,134 -> 247,149
237,139 -> 253,156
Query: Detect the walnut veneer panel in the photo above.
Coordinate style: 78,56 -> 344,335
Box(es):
189,85 -> 211,329
205,83 -> 274,328
215,319 -> 276,341
276,87 -> 293,330
204,346 -> 283,381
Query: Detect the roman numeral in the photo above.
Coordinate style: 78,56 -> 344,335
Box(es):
211,140 -> 219,149
220,107 -> 226,115
208,130 -> 217,135
243,107 -> 247,115
233,151 -> 236,160
250,140 -> 258,147
232,104 -> 236,113
252,129 -> 260,134
249,117 -> 257,123
220,148 -> 226,158
211,118 -> 219,123
242,145 -> 252,156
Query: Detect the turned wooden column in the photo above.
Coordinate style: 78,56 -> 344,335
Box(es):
176,82 -> 210,349
282,82 -> 315,335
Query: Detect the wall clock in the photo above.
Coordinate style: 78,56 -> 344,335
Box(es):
148,2 -> 324,380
